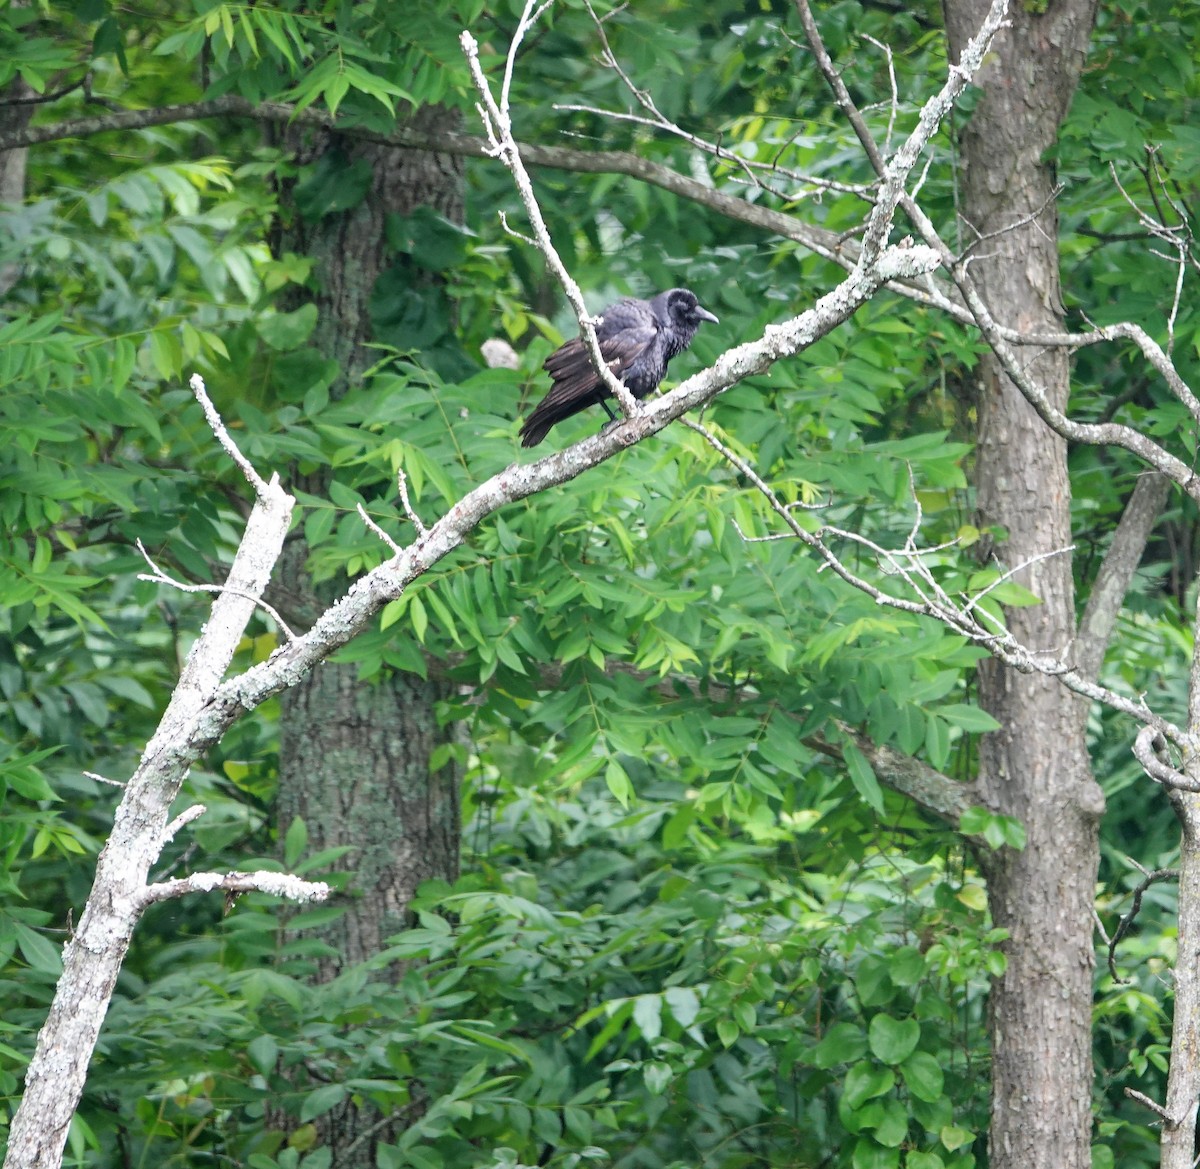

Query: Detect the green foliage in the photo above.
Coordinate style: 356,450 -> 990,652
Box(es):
46,777 -> 997,1168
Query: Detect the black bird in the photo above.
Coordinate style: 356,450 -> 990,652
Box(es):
519,288 -> 719,448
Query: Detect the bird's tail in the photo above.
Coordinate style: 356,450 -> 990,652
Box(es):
518,404 -> 561,448
520,393 -> 595,448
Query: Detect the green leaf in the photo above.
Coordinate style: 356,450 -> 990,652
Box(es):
247,1034 -> 279,1075
811,1022 -> 869,1068
643,1061 -> 671,1095
258,304 -> 318,351
842,1061 -> 894,1110
959,806 -> 1026,850
284,816 -> 308,868
868,1015 -> 920,1064
14,923 -> 62,975
370,271 -> 450,349
664,986 -> 700,1029
387,207 -> 475,271
299,1083 -> 348,1123
293,152 -> 373,221
902,1052 -> 945,1103
855,956 -> 894,1008
410,594 -> 429,643
888,946 -> 925,987
605,759 -> 634,807
844,742 -> 884,813
871,1098 -> 909,1146
632,994 -> 662,1041
852,1138 -> 900,1169
938,704 -> 1002,733
940,1124 -> 975,1152
957,883 -> 988,912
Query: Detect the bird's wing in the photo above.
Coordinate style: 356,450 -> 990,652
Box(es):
541,312 -> 659,405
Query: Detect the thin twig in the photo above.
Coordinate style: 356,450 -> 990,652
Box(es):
357,503 -> 403,556
83,771 -> 125,788
1125,1086 -> 1177,1125
136,539 -> 298,641
961,545 -> 1076,617
1105,860 -> 1179,982
161,804 -> 207,847
397,468 -> 429,536
958,184 -> 1064,261
189,373 -> 270,497
461,14 -> 640,419
862,34 -> 898,154
684,417 -> 1186,745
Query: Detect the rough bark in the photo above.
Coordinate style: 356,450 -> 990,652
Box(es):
0,76 -> 33,294
942,3 -> 1101,1167
1163,787 -> 1200,1166
271,108 -> 464,1166
278,664 -> 458,977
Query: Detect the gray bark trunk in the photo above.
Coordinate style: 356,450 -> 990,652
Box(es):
0,76 -> 32,294
1162,790 -> 1200,1167
271,108 -> 464,1166
942,3 -> 1102,1166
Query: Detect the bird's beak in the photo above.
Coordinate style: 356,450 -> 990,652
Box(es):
695,306 -> 719,324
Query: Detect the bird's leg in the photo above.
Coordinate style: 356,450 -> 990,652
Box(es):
597,397 -> 624,438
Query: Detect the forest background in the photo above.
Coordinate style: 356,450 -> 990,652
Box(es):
1,2 -> 1199,1169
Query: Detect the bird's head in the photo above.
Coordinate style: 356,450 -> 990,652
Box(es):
660,288 -> 720,332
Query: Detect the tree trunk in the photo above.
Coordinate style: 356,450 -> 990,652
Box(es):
0,75 -> 33,294
1162,789 -> 1200,1167
942,3 -> 1102,1167
272,108 -> 465,1166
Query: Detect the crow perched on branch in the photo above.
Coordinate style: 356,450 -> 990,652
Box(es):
519,288 -> 719,447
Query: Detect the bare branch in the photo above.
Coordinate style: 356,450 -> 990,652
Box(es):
820,721 -> 983,824
961,545 -> 1076,618
862,34 -> 899,154
357,503 -> 403,557
1190,580 -> 1200,733
189,373 -> 270,498
9,87 -> 1194,423
3,430 -> 295,1169
1133,725 -> 1200,791
1105,862 -> 1178,983
900,197 -> 1200,494
82,771 -> 124,788
461,20 -> 640,419
1040,321 -> 1199,419
566,0 -> 873,203
685,418 -> 1186,745
0,95 -> 864,269
1125,1087 -> 1178,1125
140,870 -> 331,907
397,468 -> 430,537
161,804 -> 207,847
136,538 -> 298,641
1075,473 -> 1171,682
796,5 -> 1199,439
856,0 -> 1011,267
958,184 -> 1064,260
795,0 -> 888,176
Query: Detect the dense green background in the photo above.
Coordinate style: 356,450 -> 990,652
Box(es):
0,1 -> 1197,1166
